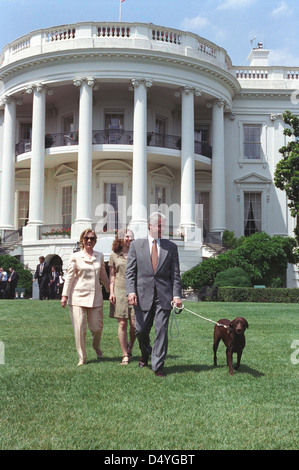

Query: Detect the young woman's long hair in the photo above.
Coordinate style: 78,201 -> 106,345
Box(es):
112,228 -> 134,253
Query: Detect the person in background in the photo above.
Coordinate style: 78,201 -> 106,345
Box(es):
6,267 -> 19,299
0,267 -> 8,299
57,271 -> 65,300
109,228 -> 136,365
60,229 -> 110,366
49,266 -> 60,299
33,256 -> 50,300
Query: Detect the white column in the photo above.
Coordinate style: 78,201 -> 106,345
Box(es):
129,78 -> 152,238
211,100 -> 226,233
27,84 -> 46,227
72,77 -> 95,239
179,87 -> 201,241
23,84 -> 48,242
0,96 -> 16,229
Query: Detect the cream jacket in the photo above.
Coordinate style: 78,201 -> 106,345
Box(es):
62,250 -> 109,308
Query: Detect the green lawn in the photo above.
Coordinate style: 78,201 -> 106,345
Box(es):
0,300 -> 298,450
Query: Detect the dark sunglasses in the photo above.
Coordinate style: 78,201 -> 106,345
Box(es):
83,236 -> 96,241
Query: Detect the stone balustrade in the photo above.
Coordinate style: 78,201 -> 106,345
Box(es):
0,22 -> 230,71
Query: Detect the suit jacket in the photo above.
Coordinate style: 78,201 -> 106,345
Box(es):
8,271 -> 18,288
34,262 -> 50,285
62,250 -> 109,308
49,271 -> 60,287
125,237 -> 182,311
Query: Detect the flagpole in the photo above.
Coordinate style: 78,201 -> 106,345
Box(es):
119,0 -> 122,22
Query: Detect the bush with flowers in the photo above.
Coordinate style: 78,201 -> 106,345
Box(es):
42,228 -> 71,237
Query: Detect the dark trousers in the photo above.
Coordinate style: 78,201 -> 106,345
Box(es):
49,283 -> 57,299
0,282 -> 7,299
5,283 -> 15,299
39,278 -> 49,300
134,291 -> 170,372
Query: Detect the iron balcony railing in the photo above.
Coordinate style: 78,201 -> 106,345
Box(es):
0,228 -> 22,245
15,130 -> 212,158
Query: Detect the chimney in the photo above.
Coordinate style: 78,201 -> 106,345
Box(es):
248,42 -> 270,67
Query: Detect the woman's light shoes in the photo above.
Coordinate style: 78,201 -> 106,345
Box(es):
77,349 -> 102,366
120,355 -> 130,365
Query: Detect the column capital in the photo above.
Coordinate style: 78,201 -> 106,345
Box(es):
270,113 -> 283,121
131,78 -> 153,89
177,86 -> 201,97
212,99 -> 225,108
35,82 -> 46,92
25,83 -> 48,95
73,77 -> 96,87
0,95 -> 12,106
73,77 -> 84,87
0,94 -> 21,106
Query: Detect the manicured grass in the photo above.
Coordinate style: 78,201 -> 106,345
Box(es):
0,300 -> 298,450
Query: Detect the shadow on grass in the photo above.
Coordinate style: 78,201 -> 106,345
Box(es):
165,363 -> 265,377
86,355 -> 265,378
235,364 -> 265,378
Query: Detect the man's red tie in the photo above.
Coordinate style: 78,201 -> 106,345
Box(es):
151,239 -> 158,272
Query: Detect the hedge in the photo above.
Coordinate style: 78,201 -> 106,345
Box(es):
0,254 -> 33,297
217,287 -> 299,303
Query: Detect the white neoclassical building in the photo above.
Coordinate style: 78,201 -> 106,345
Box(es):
0,22 -> 298,286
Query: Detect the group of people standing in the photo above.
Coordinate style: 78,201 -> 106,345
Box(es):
33,257 -> 64,300
60,212 -> 182,378
0,267 -> 19,299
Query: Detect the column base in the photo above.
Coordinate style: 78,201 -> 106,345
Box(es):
0,225 -> 15,233
22,224 -> 41,242
128,219 -> 148,239
206,230 -> 225,245
71,221 -> 93,241
210,228 -> 226,241
179,224 -> 202,242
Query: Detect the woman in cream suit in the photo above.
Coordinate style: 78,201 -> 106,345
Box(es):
61,229 -> 110,366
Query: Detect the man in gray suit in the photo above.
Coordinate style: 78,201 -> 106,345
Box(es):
126,212 -> 182,377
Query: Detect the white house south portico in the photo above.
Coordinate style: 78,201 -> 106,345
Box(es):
0,22 -> 298,286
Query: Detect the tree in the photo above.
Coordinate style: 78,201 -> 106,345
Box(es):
274,111 -> 299,241
181,232 -> 298,289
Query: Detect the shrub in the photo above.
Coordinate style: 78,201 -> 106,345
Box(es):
181,232 -> 298,289
218,287 -> 299,303
222,230 -> 239,250
0,255 -> 33,297
181,254 -> 231,289
214,267 -> 251,287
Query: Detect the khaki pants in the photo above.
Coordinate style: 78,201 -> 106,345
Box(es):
70,305 -> 103,364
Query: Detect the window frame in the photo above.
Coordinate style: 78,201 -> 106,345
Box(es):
243,191 -> 262,236
238,120 -> 268,166
61,184 -> 73,227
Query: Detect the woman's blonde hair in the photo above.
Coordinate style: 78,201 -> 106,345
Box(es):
79,228 -> 97,250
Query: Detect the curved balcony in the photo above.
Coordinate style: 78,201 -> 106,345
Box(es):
15,130 -> 212,158
1,22 -> 232,74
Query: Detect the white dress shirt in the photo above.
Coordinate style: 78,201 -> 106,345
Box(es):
148,234 -> 161,257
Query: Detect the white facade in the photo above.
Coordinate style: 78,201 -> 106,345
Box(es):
0,23 -> 298,285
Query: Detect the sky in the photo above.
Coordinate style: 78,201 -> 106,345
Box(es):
0,0 -> 299,66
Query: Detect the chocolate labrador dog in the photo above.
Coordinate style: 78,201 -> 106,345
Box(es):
213,317 -> 249,375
